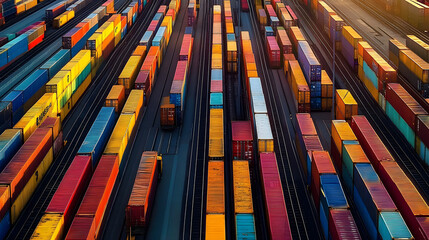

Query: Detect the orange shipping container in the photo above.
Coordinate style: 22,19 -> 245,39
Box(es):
335,89 -> 358,121
105,85 -> 125,113
233,161 -> 253,214
206,161 -> 224,214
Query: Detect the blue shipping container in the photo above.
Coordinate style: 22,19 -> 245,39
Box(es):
0,211 -> 10,240
310,97 -> 321,110
0,129 -> 22,171
2,91 -> 24,112
14,69 -> 49,105
211,69 -> 223,81
353,185 -> 378,240
2,34 -> 28,63
378,212 -> 413,240
78,107 -> 116,167
320,174 -> 348,226
265,26 -> 274,37
71,24 -> 98,57
363,60 -> 378,90
210,93 -> 223,109
140,31 -> 153,47
235,214 -> 256,240
40,49 -> 71,79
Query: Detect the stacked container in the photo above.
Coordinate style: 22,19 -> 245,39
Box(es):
331,120 -> 357,173
329,14 -> 345,51
231,121 -> 253,161
297,41 -> 322,110
335,89 -> 358,122
321,70 -> 333,111
341,26 -> 362,70
288,60 -> 310,112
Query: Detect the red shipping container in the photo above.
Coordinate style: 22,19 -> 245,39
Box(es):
329,209 -> 362,240
378,161 -> 429,240
179,34 -> 193,63
417,115 -> 429,147
417,217 -> 429,240
310,151 -> 336,210
210,80 -> 223,93
286,6 -> 298,26
266,36 -> 281,68
28,34 -> 44,50
147,20 -> 159,31
296,113 -> 317,136
126,152 -> 160,227
173,60 -> 188,81
121,16 -> 127,29
66,216 -> 96,240
265,4 -> 276,18
259,152 -> 292,240
135,70 -> 151,101
157,5 -> 167,15
46,155 -> 92,226
53,132 -> 63,158
75,155 -> 118,236
350,116 -> 394,171
76,22 -> 90,36
385,83 -> 427,131
63,27 -> 84,48
0,128 -> 52,202
231,121 -> 253,161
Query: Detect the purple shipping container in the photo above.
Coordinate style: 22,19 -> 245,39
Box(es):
341,36 -> 357,70
297,41 -> 321,83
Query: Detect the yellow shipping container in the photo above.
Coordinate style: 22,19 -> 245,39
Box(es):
212,44 -> 222,55
72,74 -> 91,106
104,113 -> 136,165
206,214 -> 225,240
25,0 -> 37,10
335,89 -> 358,120
14,93 -> 56,141
58,98 -> 72,122
226,22 -> 234,34
71,50 -> 91,70
87,32 -> 103,50
342,26 -> 362,49
30,213 -> 64,240
213,5 -> 221,14
96,21 -> 114,42
56,84 -> 72,112
399,49 -> 429,83
212,54 -> 223,69
233,161 -> 253,214
209,109 -> 224,159
161,16 -> 172,36
46,71 -> 69,96
331,120 -> 357,156
289,61 -> 310,104
122,90 -> 144,120
207,161 -> 224,214
118,56 -> 142,90
12,148 -> 54,223
16,2 -> 25,14
321,70 -> 333,98
106,85 -> 125,112
227,41 -> 237,62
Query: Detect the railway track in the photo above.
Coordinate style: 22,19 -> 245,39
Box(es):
5,0 -> 161,238
245,0 -> 323,239
289,0 -> 429,204
180,0 -> 212,238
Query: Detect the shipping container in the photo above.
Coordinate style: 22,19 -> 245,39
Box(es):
255,114 -> 273,152
65,216 -> 96,239
235,214 -> 256,240
310,151 -> 335,209
126,152 -> 161,227
206,214 -> 225,240
398,50 -> 429,97
266,36 -> 281,68
388,39 -> 407,67
122,90 -> 144,120
233,161 -> 253,213
160,97 -> 175,129
297,41 -> 322,85
46,155 -> 91,228
341,26 -> 362,70
0,129 -> 22,172
78,107 -> 116,166
335,89 -> 358,121
206,161 -> 224,214
328,209 -> 362,240
103,113 -> 136,165
259,152 -> 292,239
72,155 -> 118,238
231,121 -> 253,161
288,60 -> 310,112
105,85 -> 125,113
331,120 -> 357,173
30,213 -> 64,240
209,109 -> 224,159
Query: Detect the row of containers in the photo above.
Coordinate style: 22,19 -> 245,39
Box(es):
160,0 -> 194,129
241,2 -> 295,233
308,0 -> 429,170
370,0 -> 428,31
0,0 -> 146,135
0,0 -> 38,25
0,21 -> 46,70
295,112 -> 420,239
0,0 -> 153,236
205,5 -> 226,239
301,1 -> 429,238
256,0 -> 333,112
29,0 -> 181,237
